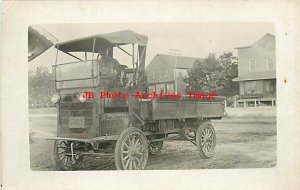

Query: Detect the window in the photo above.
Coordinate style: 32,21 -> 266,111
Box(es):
245,81 -> 254,94
265,81 -> 270,92
265,80 -> 275,92
240,82 -> 245,95
270,81 -> 275,91
166,83 -> 174,93
156,84 -> 165,93
149,85 -> 155,92
256,80 -> 263,94
244,80 -> 262,95
249,59 -> 256,72
267,58 -> 274,71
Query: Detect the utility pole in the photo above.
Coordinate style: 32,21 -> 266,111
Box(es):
169,49 -> 181,93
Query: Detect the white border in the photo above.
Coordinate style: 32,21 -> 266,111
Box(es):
1,1 -> 300,190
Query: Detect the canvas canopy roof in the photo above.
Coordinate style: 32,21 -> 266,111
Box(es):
55,30 -> 148,53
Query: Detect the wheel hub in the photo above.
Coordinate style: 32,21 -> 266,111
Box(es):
129,147 -> 139,158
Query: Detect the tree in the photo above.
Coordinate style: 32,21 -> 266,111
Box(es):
217,52 -> 238,96
28,67 -> 55,105
184,53 -> 224,92
184,52 -> 238,96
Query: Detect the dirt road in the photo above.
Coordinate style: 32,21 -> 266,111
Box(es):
29,107 -> 276,170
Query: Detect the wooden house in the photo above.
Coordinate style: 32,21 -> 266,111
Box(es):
233,33 -> 276,106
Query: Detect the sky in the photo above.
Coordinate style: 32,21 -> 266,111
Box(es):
29,22 -> 275,71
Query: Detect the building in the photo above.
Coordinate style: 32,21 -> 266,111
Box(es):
146,54 -> 202,94
233,33 -> 276,106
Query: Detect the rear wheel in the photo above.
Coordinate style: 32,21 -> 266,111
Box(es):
196,122 -> 216,158
114,127 -> 148,170
51,140 -> 84,171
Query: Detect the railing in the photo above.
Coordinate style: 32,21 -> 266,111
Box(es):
240,94 -> 263,99
53,60 -> 99,90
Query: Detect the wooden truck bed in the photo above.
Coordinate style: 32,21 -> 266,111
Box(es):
140,98 -> 226,121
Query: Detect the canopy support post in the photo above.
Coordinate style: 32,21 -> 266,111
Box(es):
91,38 -> 96,87
132,43 -> 135,84
54,46 -> 59,89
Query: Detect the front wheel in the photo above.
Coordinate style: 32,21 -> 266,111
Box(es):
196,122 -> 217,158
51,140 -> 84,171
114,127 -> 149,170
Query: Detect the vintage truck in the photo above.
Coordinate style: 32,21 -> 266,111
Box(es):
47,30 -> 226,170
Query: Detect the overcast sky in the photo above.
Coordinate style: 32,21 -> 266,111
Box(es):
29,22 -> 274,71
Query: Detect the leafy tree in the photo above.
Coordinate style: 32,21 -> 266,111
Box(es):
217,52 -> 238,96
184,53 -> 224,92
184,52 -> 238,96
28,67 -> 55,105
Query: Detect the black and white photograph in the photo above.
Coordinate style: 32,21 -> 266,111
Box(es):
28,23 -> 276,170
2,1 -> 300,190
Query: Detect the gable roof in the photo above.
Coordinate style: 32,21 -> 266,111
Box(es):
147,54 -> 203,70
232,70 -> 276,81
235,33 -> 275,49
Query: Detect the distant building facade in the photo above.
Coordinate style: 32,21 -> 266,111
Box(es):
233,33 -> 276,105
146,54 -> 202,94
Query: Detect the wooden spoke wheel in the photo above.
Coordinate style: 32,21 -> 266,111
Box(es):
196,122 -> 217,158
51,140 -> 84,171
115,127 -> 148,170
148,141 -> 164,155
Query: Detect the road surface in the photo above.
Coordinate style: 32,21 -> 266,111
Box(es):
29,107 -> 276,170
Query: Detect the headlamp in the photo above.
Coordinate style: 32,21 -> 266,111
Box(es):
78,92 -> 87,102
51,94 -> 60,104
